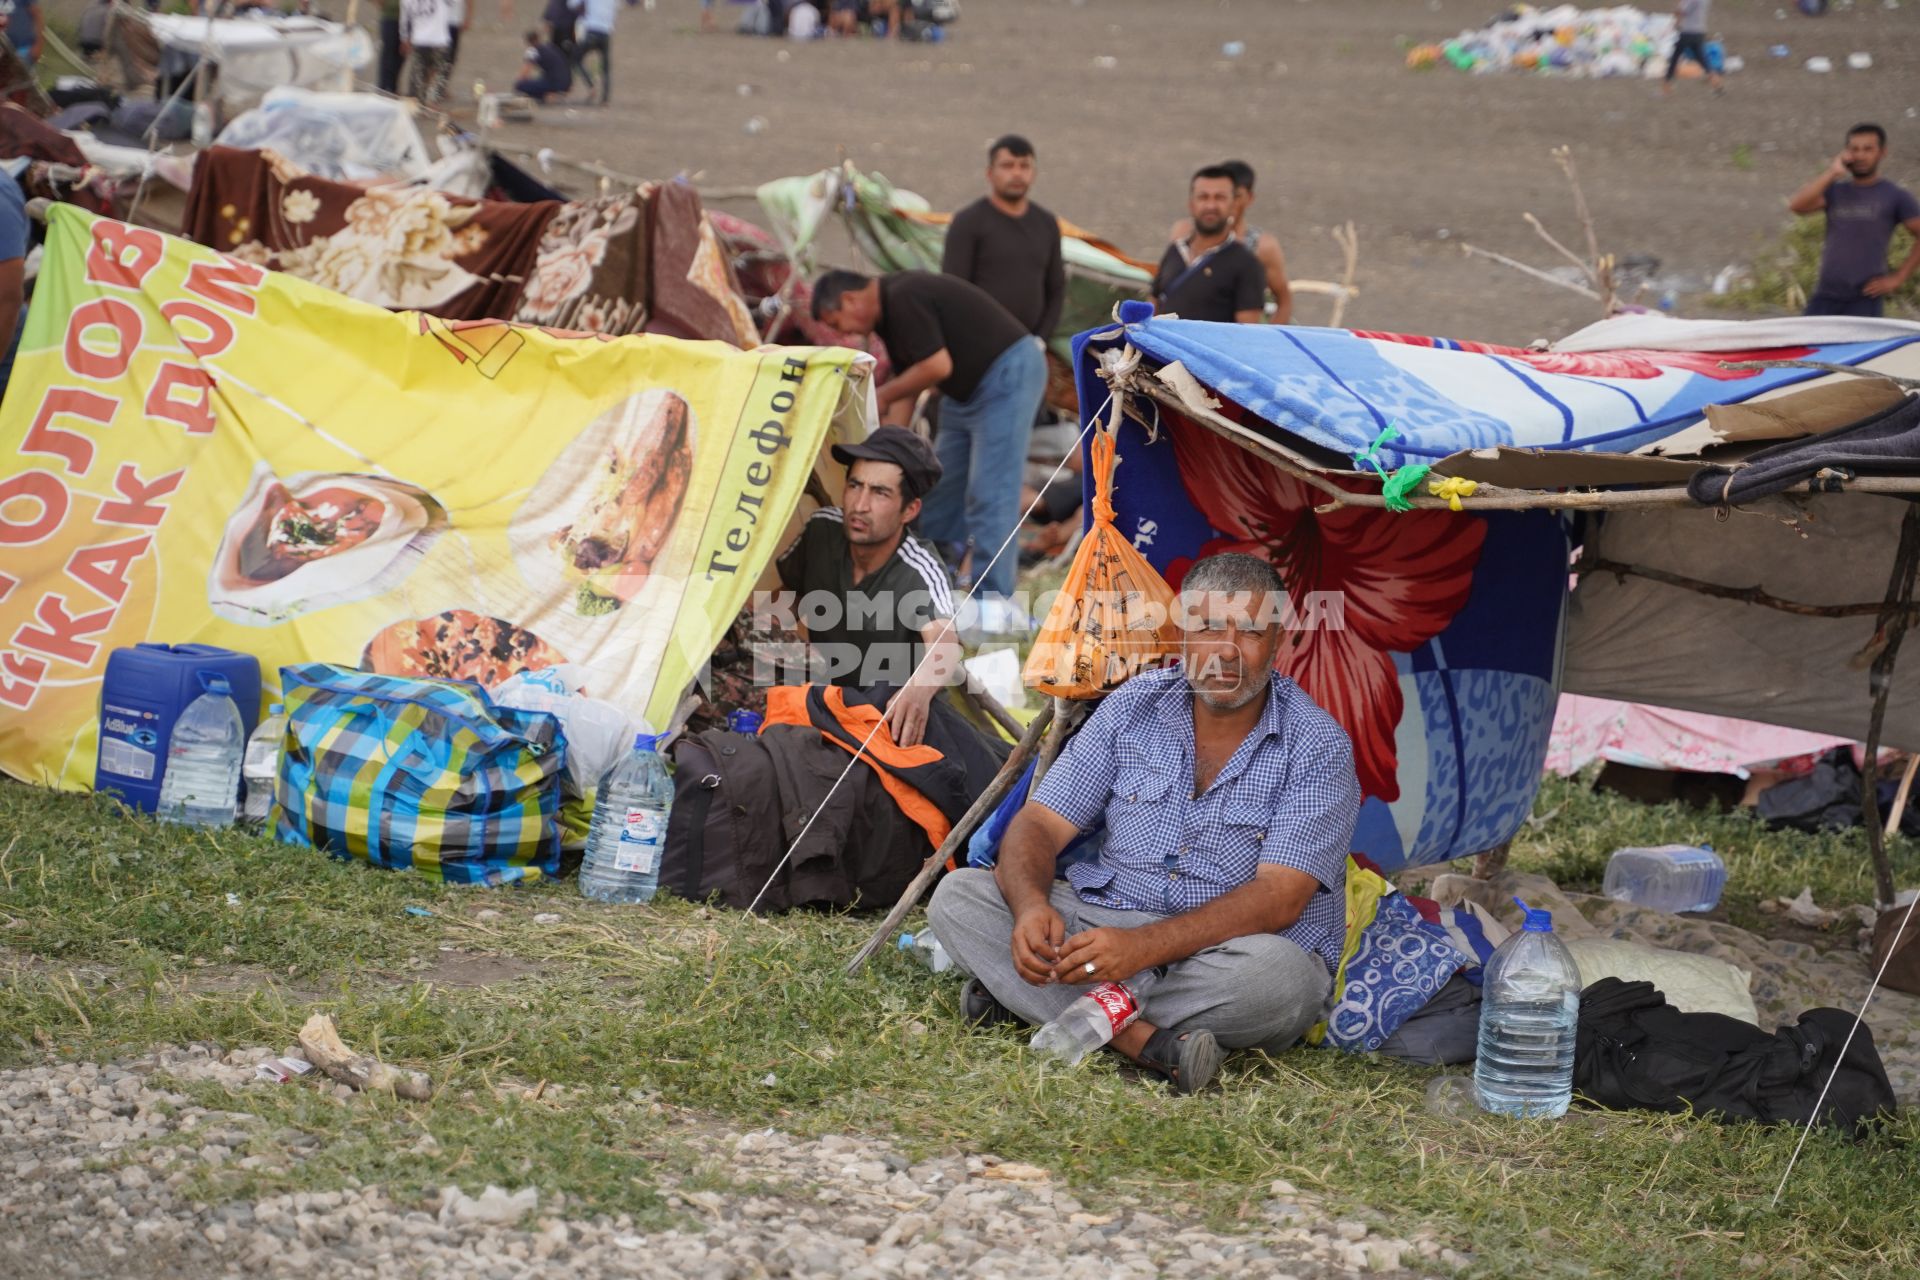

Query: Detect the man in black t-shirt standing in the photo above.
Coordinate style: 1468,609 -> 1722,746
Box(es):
814,269 -> 1048,603
1153,166 -> 1266,325
943,134 -> 1066,344
775,427 -> 961,747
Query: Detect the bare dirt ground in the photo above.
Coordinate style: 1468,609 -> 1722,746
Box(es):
460,0 -> 1920,345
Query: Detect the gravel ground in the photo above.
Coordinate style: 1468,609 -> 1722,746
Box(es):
0,1046 -> 1458,1280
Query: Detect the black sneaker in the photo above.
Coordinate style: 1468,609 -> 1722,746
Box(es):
960,978 -> 1023,1030
1136,1025 -> 1223,1095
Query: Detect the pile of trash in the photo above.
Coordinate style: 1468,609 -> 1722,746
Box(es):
1406,4 -> 1727,79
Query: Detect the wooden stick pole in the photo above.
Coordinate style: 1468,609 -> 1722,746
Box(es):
958,674 -> 1025,743
845,700 -> 1053,975
1860,507 -> 1920,906
1459,243 -> 1601,301
1886,754 -> 1920,841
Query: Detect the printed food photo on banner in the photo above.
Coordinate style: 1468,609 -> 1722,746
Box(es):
359,610 -> 568,686
208,466 -> 450,625
509,388 -> 697,618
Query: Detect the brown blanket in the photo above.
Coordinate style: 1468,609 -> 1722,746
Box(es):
183,146 -> 561,320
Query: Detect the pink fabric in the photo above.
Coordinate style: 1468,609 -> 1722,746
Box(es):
1545,694 -> 1857,779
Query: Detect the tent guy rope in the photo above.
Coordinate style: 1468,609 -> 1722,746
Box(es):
741,394 -> 1107,919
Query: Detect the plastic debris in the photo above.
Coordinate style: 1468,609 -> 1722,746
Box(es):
404,905 -> 434,918
1848,52 -> 1873,70
743,116 -> 768,135
1222,41 -> 1246,57
438,1185 -> 539,1225
254,1056 -> 312,1083
1805,55 -> 1833,72
1407,5 -> 1734,80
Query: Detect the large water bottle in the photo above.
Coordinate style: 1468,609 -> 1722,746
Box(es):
897,930 -> 953,972
156,674 -> 245,829
1602,845 -> 1726,915
580,733 -> 673,904
241,703 -> 287,826
1030,973 -> 1156,1066
1474,898 -> 1582,1118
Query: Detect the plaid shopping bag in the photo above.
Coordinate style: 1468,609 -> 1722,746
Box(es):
275,663 -> 568,885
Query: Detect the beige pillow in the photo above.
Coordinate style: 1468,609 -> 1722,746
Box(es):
1564,938 -> 1758,1026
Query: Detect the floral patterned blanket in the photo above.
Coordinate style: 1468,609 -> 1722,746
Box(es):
513,181 -> 757,345
184,147 -> 561,320
183,149 -> 760,345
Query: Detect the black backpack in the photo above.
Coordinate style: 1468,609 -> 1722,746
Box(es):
1574,978 -> 1897,1134
659,730 -> 785,911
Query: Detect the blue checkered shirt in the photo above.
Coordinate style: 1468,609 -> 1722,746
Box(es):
1030,666 -> 1360,974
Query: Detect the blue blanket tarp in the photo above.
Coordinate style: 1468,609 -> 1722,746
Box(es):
1117,315 -> 1920,468
1070,310 -> 1920,872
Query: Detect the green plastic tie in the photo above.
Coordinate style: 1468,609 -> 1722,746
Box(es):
1380,463 -> 1432,513
1351,422 -> 1401,477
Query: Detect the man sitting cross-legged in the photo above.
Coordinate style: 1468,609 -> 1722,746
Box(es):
927,552 -> 1360,1092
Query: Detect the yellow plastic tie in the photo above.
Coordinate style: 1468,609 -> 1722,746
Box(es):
1428,476 -> 1479,512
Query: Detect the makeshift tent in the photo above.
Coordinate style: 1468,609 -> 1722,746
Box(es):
756,163 -> 1152,372
0,207 -> 873,790
1053,305 -> 1920,876
1546,695 -> 1856,778
143,14 -> 371,113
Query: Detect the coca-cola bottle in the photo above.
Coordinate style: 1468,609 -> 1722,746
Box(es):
1029,972 -> 1157,1065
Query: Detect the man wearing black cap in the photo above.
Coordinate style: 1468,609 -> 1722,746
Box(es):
775,426 -> 961,748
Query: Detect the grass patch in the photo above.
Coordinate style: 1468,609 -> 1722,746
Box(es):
1716,216 -> 1919,316
2,778 -> 1917,1278
1507,772 -> 1919,936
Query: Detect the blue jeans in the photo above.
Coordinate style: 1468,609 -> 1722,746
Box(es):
917,336 -> 1047,599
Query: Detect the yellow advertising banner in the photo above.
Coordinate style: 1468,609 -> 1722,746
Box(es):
0,206 -> 868,789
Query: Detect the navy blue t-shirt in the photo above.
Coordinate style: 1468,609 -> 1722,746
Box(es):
1817,178 -> 1920,298
0,169 -> 28,400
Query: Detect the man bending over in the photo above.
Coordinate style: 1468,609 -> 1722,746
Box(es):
928,553 -> 1359,1092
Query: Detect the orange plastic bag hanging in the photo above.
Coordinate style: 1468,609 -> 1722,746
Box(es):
1022,430 -> 1181,699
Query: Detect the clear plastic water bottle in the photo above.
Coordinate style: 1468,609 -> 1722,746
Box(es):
1030,973 -> 1156,1065
241,703 -> 287,826
156,674 -> 245,829
1602,845 -> 1726,914
897,930 -> 953,972
1474,898 -> 1582,1118
580,733 -> 673,904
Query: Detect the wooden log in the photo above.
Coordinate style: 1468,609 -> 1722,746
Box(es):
844,701 -> 1053,975
297,1013 -> 433,1101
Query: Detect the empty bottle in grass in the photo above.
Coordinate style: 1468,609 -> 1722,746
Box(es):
1030,973 -> 1156,1066
1603,844 -> 1726,914
580,732 -> 673,904
897,930 -> 953,972
156,674 -> 245,829
241,702 -> 287,826
1473,898 -> 1582,1119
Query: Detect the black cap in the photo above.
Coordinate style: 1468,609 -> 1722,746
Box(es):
830,426 -> 943,501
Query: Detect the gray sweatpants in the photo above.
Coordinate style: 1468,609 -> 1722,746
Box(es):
927,868 -> 1332,1053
